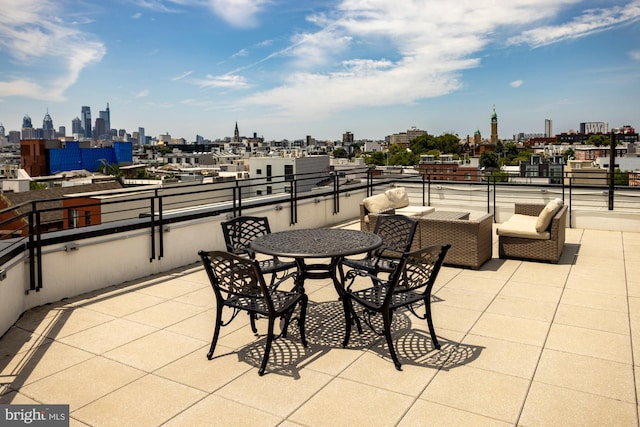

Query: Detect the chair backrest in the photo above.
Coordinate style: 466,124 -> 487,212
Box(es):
387,243 -> 451,307
373,214 -> 418,257
221,216 -> 272,256
199,250 -> 272,309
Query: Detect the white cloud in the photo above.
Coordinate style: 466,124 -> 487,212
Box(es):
510,80 -> 524,88
207,0 -> 271,28
233,0 -> 639,123
135,89 -> 150,98
132,12 -> 142,19
0,0 -> 105,101
195,74 -> 250,89
172,71 -> 193,81
630,49 -> 640,61
507,1 -> 640,47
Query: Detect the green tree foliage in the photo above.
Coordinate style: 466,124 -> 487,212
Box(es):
614,168 -> 629,186
409,133 -> 461,156
333,147 -> 348,158
479,151 -> 498,169
587,134 -> 610,147
388,144 -> 419,166
563,147 -> 575,163
364,151 -> 386,166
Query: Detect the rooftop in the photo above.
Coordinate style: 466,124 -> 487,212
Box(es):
1,220 -> 639,426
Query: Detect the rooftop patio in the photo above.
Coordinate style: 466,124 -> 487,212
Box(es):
1,219 -> 639,426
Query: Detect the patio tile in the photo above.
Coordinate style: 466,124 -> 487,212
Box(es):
58,318 -> 157,354
163,394 -> 283,426
431,304 -> 482,334
173,287 -> 216,308
19,356 -> 146,410
122,300 -> 207,329
434,288 -> 496,312
499,280 -> 564,303
0,326 -> 52,356
469,312 -> 550,347
288,377 -> 413,427
486,295 -> 557,322
339,351 -> 439,396
564,272 -> 627,295
217,369 -> 333,418
533,349 -> 635,402
398,400 -> 512,427
545,324 -> 632,364
0,341 -> 94,387
155,345 -> 250,393
420,365 -> 529,424
72,374 -> 206,427
15,307 -> 116,340
131,277 -> 207,299
103,330 -> 206,372
440,274 -> 507,295
80,291 -> 166,317
554,304 -> 630,335
459,334 -> 541,379
519,381 -> 636,427
509,262 -> 570,287
166,310 -> 216,342
560,288 -> 629,313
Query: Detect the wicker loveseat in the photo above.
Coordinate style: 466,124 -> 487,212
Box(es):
360,188 -> 434,232
370,212 -> 494,269
497,201 -> 568,263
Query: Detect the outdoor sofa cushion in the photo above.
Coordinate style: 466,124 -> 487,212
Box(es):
535,198 -> 564,232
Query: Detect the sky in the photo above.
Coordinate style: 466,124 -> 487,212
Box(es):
0,0 -> 639,142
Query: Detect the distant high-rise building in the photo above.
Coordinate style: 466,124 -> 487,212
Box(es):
342,131 -> 354,145
81,106 -> 92,138
58,126 -> 66,137
99,103 -> 110,138
545,119 -> 553,138
138,127 -> 145,145
71,117 -> 82,135
580,122 -> 608,134
94,118 -> 106,140
0,123 -> 4,138
490,105 -> 498,144
22,114 -> 36,139
42,111 -> 55,139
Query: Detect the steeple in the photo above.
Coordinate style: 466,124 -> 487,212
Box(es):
233,121 -> 240,142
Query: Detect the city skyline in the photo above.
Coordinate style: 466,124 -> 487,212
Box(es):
0,1 -> 639,141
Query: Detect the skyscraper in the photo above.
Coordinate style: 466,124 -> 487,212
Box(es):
99,103 -> 111,139
72,117 -> 82,136
22,114 -> 36,139
545,119 -> 553,138
81,106 -> 92,138
42,110 -> 55,139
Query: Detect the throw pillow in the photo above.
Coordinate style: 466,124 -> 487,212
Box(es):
535,198 -> 563,232
385,187 -> 409,209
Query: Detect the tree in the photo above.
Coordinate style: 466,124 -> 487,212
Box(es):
479,151 -> 498,169
332,147 -> 348,158
587,134 -> 609,147
563,148 -> 575,163
364,151 -> 386,166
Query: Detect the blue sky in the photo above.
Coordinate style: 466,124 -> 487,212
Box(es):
1,0 -> 639,142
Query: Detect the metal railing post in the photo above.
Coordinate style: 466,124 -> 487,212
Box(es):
28,208 -> 36,292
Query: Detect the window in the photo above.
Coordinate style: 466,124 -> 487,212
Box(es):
266,165 -> 272,182
256,169 -> 262,175
85,211 -> 91,226
464,173 -> 471,180
68,209 -> 78,229
284,165 -> 294,181
266,186 -> 272,195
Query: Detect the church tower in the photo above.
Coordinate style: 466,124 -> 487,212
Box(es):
233,122 -> 240,142
490,105 -> 498,144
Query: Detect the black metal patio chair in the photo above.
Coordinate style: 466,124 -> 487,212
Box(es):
199,250 -> 308,376
341,243 -> 451,370
341,214 -> 418,275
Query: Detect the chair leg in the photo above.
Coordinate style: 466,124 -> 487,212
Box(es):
249,313 -> 258,334
207,305 -> 224,360
425,297 -> 440,350
299,295 -> 308,347
259,317 -> 276,376
383,310 -> 402,370
342,296 -> 353,348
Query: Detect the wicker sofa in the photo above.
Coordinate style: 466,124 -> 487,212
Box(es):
497,201 -> 568,263
370,212 -> 494,269
359,188 -> 434,232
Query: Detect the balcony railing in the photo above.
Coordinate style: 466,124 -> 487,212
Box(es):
0,167 -> 637,337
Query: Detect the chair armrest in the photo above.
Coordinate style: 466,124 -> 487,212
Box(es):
514,203 -> 545,216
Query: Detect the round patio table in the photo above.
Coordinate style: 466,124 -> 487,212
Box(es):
251,228 -> 383,336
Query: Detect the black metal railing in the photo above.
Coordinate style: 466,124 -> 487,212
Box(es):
1,166 -> 638,291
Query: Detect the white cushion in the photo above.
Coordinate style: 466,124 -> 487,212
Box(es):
497,214 -> 550,240
362,193 -> 394,213
395,205 -> 435,218
384,188 -> 409,209
535,198 -> 563,232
